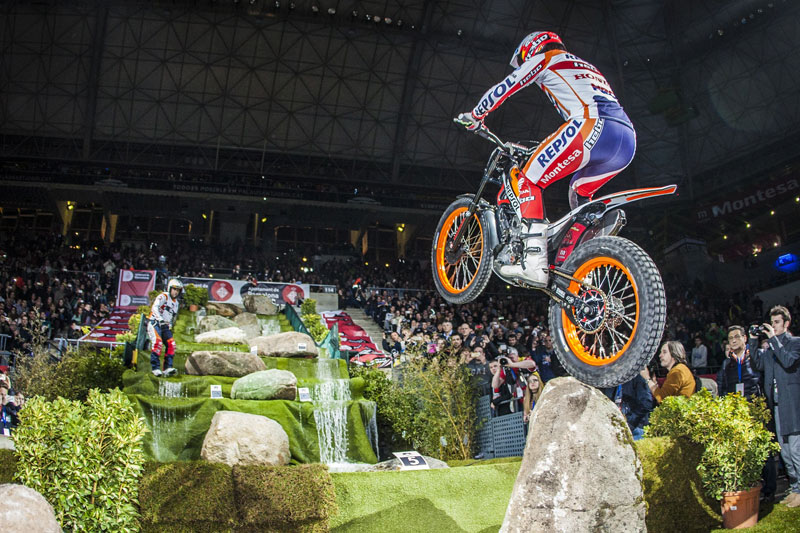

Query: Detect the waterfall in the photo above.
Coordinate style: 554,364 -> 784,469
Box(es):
158,380 -> 186,398
313,358 -> 351,465
260,317 -> 281,336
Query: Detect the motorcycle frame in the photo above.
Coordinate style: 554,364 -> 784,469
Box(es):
451,121 -> 676,305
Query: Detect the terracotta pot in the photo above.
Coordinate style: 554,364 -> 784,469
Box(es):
720,484 -> 761,529
189,304 -> 199,312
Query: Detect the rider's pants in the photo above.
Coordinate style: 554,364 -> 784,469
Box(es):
147,320 -> 175,371
517,117 -> 636,220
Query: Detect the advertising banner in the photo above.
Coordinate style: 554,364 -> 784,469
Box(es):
116,270 -> 156,309
178,277 -> 309,306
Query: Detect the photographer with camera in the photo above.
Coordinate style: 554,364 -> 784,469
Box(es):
490,348 -> 537,416
749,306 -> 800,507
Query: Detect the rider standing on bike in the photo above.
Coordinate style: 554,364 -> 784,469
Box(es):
458,31 -> 636,287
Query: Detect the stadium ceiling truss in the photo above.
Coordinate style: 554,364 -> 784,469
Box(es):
1,0 -> 799,203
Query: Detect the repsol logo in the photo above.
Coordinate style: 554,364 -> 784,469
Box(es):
537,120 -> 583,167
475,77 -> 516,116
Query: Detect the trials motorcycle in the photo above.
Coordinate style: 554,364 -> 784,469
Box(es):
432,119 -> 676,388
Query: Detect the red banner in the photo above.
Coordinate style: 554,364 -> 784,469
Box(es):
116,269 -> 156,309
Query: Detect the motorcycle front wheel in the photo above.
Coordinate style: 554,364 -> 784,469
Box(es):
548,236 -> 666,388
431,197 -> 494,305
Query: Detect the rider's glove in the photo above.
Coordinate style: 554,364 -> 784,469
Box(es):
455,112 -> 483,132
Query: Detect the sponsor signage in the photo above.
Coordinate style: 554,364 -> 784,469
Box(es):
178,277 -> 309,306
116,269 -> 156,309
696,178 -> 799,222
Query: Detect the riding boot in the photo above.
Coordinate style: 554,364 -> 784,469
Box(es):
497,221 -> 550,287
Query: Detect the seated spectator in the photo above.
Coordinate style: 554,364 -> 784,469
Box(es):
641,341 -> 695,403
603,375 -> 653,440
522,371 -> 543,423
381,331 -> 404,357
0,385 -> 20,435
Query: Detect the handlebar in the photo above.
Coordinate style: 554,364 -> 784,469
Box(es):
453,116 -> 537,157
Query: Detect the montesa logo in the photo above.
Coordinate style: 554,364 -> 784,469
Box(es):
698,179 -> 799,219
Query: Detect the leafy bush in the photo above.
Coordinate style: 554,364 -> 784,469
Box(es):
350,366 -> 407,460
645,389 -> 780,500
353,346 -> 479,461
300,298 -> 317,315
0,449 -> 17,484
183,284 -> 209,308
148,290 -> 161,304
13,389 -> 147,532
301,312 -> 329,343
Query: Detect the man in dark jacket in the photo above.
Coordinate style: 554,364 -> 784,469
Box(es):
603,375 -> 653,440
750,306 -> 800,507
722,325 -> 775,500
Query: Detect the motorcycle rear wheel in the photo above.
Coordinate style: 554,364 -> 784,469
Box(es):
548,236 -> 666,388
432,198 -> 494,304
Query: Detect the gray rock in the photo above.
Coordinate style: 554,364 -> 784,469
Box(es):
205,302 -> 242,317
248,331 -> 318,357
242,294 -> 278,315
234,312 -> 260,327
195,327 -> 248,345
230,369 -> 297,400
0,484 -> 62,532
500,377 -> 646,533
185,350 -> 267,377
197,315 -> 238,334
367,455 -> 449,471
201,411 -> 290,467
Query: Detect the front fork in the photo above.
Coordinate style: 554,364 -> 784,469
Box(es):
446,172 -> 494,261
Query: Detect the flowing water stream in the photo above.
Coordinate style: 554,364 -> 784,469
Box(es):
312,358 -> 351,465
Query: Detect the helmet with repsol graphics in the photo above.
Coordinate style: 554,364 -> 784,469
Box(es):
510,31 -> 563,69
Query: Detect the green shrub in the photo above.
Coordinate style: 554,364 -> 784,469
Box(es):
300,298 -> 317,315
350,366 -> 409,459
183,284 -> 209,308
646,390 -> 780,500
51,347 -> 127,402
13,389 -> 147,532
233,464 -> 337,532
0,449 -> 17,483
354,347 -> 480,461
138,461 -> 236,532
301,312 -> 329,344
149,290 -> 161,304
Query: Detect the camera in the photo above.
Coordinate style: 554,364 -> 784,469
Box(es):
749,325 -> 766,337
497,356 -> 510,366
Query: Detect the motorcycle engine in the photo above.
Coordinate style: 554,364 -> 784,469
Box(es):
494,208 -> 523,266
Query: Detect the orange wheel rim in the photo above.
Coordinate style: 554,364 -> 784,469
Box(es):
560,256 -> 639,366
435,207 -> 484,294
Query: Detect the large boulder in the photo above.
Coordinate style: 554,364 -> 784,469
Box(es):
185,350 -> 267,377
0,484 -> 62,532
500,377 -> 646,533
205,302 -> 242,317
195,327 -> 248,345
201,411 -> 290,467
242,294 -> 278,315
197,315 -> 238,334
234,312 -> 260,327
248,331 -> 318,357
230,369 -> 297,400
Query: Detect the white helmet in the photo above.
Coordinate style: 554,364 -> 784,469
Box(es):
510,31 -> 563,69
167,279 -> 184,293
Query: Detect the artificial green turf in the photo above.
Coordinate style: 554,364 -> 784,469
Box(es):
329,463 -> 521,532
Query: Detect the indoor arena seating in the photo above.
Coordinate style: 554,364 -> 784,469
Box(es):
321,310 -> 391,367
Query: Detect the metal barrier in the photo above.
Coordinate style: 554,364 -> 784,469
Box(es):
0,333 -> 11,365
475,395 -> 527,459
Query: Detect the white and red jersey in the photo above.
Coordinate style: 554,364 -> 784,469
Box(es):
472,50 -> 630,126
149,291 -> 179,325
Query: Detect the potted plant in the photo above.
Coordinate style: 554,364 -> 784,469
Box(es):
645,389 -> 780,528
182,284 -> 209,312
